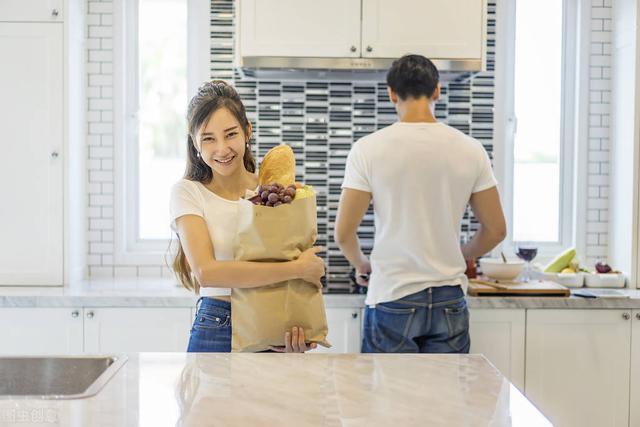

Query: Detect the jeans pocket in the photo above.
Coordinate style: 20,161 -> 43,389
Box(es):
371,303 -> 417,353
193,309 -> 231,331
443,300 -> 470,352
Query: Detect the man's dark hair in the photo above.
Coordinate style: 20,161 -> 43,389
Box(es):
386,54 -> 440,100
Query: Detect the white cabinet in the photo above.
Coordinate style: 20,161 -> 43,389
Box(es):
631,310 -> 640,427
525,309 -> 632,427
239,0 -> 361,58
0,22 -> 63,286
361,0 -> 485,60
238,0 -> 486,69
0,308 -> 83,355
315,308 -> 362,353
83,308 -> 192,353
469,309 -> 525,391
0,0 -> 63,22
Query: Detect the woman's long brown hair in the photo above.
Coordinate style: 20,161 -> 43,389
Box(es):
171,80 -> 256,293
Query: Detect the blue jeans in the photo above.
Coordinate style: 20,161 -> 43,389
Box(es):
187,297 -> 232,352
362,285 -> 471,353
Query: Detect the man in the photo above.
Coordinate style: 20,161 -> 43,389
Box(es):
334,54 -> 506,353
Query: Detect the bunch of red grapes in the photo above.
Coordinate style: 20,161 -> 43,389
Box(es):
249,183 -> 297,207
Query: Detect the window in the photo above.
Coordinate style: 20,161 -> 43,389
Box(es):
115,0 -> 210,263
495,0 -> 584,258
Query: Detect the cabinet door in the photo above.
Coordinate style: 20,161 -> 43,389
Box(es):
314,308 -> 361,353
0,0 -> 63,22
361,0 -> 485,60
631,310 -> 640,427
0,308 -> 83,355
469,309 -> 525,391
0,23 -> 63,285
526,309 -> 631,427
239,0 -> 361,58
83,308 -> 192,353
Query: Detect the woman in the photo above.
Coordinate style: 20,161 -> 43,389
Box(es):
171,80 -> 325,352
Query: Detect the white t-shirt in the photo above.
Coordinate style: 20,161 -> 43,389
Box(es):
342,121 -> 498,306
169,179 -> 243,297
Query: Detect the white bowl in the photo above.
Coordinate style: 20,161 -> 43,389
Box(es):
542,272 -> 585,288
479,258 -> 525,281
584,273 -> 626,288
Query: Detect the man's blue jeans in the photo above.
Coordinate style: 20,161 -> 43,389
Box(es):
362,285 -> 471,353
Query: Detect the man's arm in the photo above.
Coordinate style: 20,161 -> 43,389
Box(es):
461,186 -> 507,259
334,188 -> 372,275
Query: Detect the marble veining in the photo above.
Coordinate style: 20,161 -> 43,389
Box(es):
0,278 -> 639,309
0,353 -> 550,426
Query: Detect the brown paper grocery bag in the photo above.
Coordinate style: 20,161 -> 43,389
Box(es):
231,194 -> 331,352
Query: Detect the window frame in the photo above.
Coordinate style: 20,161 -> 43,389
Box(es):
493,0 -> 590,263
113,0 -> 210,265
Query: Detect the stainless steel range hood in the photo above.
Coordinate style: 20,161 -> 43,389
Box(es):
240,56 -> 483,72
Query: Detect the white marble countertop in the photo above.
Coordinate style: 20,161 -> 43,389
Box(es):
0,278 -> 639,309
0,353 -> 551,426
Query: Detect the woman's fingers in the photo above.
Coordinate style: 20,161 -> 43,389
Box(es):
284,331 -> 293,352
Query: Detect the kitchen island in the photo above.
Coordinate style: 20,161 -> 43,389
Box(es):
0,353 -> 549,426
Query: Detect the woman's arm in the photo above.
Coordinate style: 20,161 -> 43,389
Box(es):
175,214 -> 324,288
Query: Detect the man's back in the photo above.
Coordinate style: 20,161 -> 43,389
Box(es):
342,121 -> 496,305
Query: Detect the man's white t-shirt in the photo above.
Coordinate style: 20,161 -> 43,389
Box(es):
342,121 -> 497,306
169,179 -> 240,297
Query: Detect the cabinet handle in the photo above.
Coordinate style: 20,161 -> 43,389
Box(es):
86,311 -> 95,319
350,46 -> 357,53
623,312 -> 631,320
51,151 -> 59,159
366,46 -> 373,53
71,310 -> 79,318
636,313 -> 640,320
52,9 -> 59,17
352,312 -> 358,319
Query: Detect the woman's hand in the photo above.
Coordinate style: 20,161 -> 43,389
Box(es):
295,247 -> 326,288
355,259 -> 371,287
268,326 -> 317,353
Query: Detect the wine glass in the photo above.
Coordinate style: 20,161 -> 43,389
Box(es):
515,243 -> 538,282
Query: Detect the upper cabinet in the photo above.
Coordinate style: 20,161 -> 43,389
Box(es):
237,0 -> 486,71
239,0 -> 361,58
361,0 -> 485,60
0,0 -> 64,22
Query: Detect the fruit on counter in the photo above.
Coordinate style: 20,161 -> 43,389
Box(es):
595,261 -> 612,274
543,247 -> 577,273
560,267 -> 576,274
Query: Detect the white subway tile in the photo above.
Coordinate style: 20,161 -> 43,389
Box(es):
89,98 -> 112,111
101,158 -> 113,170
115,266 -> 138,278
90,242 -> 112,254
89,146 -> 112,158
588,150 -> 609,162
102,230 -> 114,242
586,245 -> 607,256
587,198 -> 608,209
102,207 -> 114,218
138,266 -> 163,277
88,26 -> 113,39
89,123 -> 112,135
591,7 -> 612,19
102,183 -> 114,194
90,219 -> 114,230
89,170 -> 113,182
90,194 -> 113,206
88,2 -> 113,14
89,266 -> 114,278
88,74 -> 112,86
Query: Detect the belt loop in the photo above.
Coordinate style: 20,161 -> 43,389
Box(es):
195,296 -> 204,312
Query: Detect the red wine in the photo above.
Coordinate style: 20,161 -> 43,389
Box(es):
516,247 -> 538,262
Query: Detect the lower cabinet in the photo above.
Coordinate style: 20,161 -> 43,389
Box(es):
0,307 -> 83,355
525,309 -> 632,427
83,307 -> 192,353
315,307 -> 362,353
629,310 -> 640,427
469,308 -> 525,391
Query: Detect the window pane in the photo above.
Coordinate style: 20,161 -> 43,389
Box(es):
512,0 -> 563,242
138,0 -> 187,240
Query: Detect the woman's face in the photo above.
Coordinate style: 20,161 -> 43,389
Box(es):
195,107 -> 251,178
